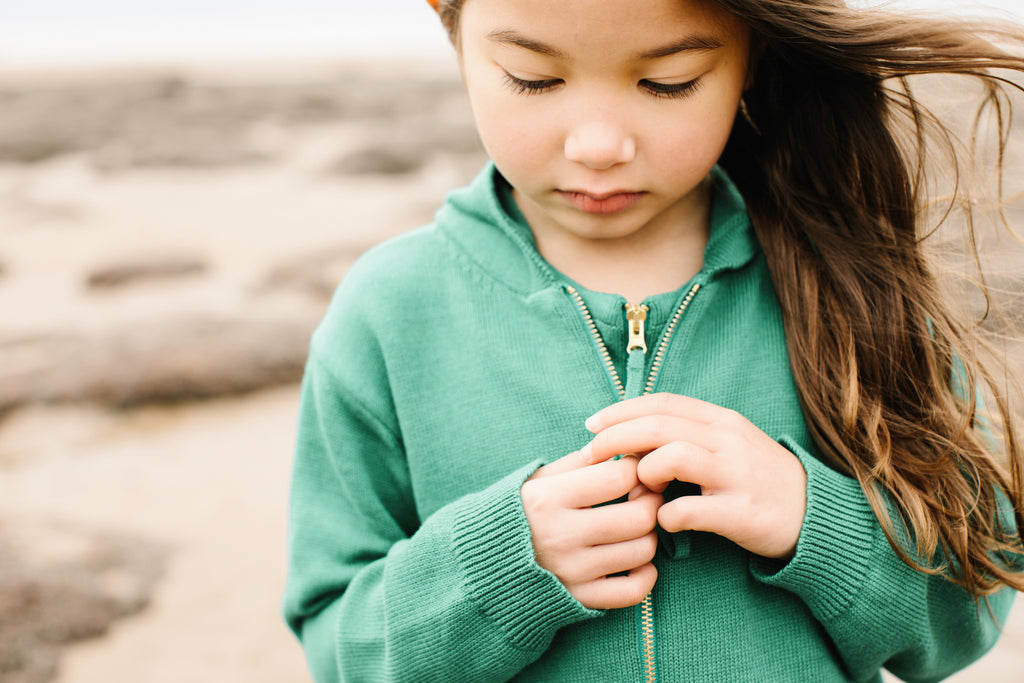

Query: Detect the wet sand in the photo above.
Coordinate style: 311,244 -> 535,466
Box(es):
0,389 -> 307,682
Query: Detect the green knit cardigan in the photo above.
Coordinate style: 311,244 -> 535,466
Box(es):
283,164 -> 1014,682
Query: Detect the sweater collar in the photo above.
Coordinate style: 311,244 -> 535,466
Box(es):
435,162 -> 759,297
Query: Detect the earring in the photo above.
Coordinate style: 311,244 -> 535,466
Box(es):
739,97 -> 762,136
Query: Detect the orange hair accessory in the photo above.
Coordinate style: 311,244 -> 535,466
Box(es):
426,0 -> 441,11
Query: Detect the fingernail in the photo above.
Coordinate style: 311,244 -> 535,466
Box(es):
584,414 -> 600,432
578,442 -> 593,464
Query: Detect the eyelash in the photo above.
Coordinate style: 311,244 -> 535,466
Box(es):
501,70 -> 704,100
502,72 -> 561,95
640,78 -> 704,99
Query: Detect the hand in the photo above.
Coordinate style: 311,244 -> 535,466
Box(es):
521,451 -> 662,610
581,393 -> 807,560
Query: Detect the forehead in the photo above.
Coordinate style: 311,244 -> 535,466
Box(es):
458,0 -> 745,56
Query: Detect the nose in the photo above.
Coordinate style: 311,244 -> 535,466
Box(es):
564,120 -> 636,170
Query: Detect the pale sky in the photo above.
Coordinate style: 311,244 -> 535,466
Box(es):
0,0 -> 1022,66
0,0 -> 448,65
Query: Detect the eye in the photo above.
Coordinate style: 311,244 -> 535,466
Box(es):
502,69 -> 563,96
640,78 -> 703,100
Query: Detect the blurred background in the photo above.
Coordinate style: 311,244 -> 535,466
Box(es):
0,1 -> 1022,682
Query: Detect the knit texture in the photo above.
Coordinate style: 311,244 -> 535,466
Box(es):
283,163 -> 1015,682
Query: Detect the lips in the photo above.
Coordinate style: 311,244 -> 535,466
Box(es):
558,190 -> 645,215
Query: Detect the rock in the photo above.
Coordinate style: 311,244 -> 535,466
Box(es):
0,78 -> 273,168
328,115 -> 484,176
0,71 -> 471,168
331,147 -> 425,176
261,245 -> 366,300
0,117 -> 85,164
90,125 -> 271,171
85,257 -> 207,289
0,522 -> 165,683
0,315 -> 317,417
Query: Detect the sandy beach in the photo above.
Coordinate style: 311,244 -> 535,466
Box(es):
0,61 -> 1022,682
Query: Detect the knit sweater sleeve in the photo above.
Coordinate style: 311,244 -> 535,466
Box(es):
281,272 -> 599,682
751,436 -> 1016,682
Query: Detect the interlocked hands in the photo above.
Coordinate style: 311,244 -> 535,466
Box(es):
520,393 -> 808,609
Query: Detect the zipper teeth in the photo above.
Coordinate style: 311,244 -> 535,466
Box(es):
638,282 -> 700,683
641,594 -> 656,683
566,286 -> 626,399
644,283 -> 701,396
566,282 -> 702,683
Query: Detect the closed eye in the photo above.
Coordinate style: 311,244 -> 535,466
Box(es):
502,70 -> 563,95
640,78 -> 703,99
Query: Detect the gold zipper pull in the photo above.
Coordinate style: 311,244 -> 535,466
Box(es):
625,304 -> 649,353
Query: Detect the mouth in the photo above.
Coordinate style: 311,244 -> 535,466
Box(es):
557,190 -> 646,215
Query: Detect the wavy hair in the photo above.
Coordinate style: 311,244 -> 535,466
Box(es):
434,0 -> 1024,597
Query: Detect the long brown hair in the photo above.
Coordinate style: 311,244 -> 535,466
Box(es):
712,0 -> 1024,597
435,0 -> 1024,597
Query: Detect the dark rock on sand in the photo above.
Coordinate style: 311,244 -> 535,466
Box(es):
0,72 -> 471,169
85,256 -> 207,289
0,523 -> 165,683
329,114 -> 484,176
331,147 -> 426,176
261,245 -> 367,301
0,315 -> 316,417
0,78 -> 273,168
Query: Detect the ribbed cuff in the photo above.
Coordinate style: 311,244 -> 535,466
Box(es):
750,435 -> 879,622
452,461 -> 602,652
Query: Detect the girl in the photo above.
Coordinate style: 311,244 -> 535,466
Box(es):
284,0 -> 1024,680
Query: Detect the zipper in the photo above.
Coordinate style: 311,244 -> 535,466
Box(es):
625,304 -> 648,353
566,282 -> 701,683
566,286 -> 627,398
645,284 -> 700,394
565,282 -> 701,399
640,595 -> 657,683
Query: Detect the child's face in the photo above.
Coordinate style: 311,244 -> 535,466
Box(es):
457,0 -> 751,248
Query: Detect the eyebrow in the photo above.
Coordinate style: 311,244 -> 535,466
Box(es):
636,35 -> 724,60
486,30 -> 568,59
485,30 -> 724,61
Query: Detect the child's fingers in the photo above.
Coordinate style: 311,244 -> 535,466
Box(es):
523,456 -> 639,512
571,562 -> 659,610
580,415 -> 721,465
559,457 -> 642,508
636,441 -> 725,493
579,488 -> 662,545
657,492 -> 740,537
585,393 -> 724,432
627,483 -> 649,501
582,532 -> 659,579
550,531 -> 659,585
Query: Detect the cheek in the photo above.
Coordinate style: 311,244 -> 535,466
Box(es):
651,114 -> 735,176
483,134 -> 549,182
470,98 -> 553,170
659,96 -> 740,171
